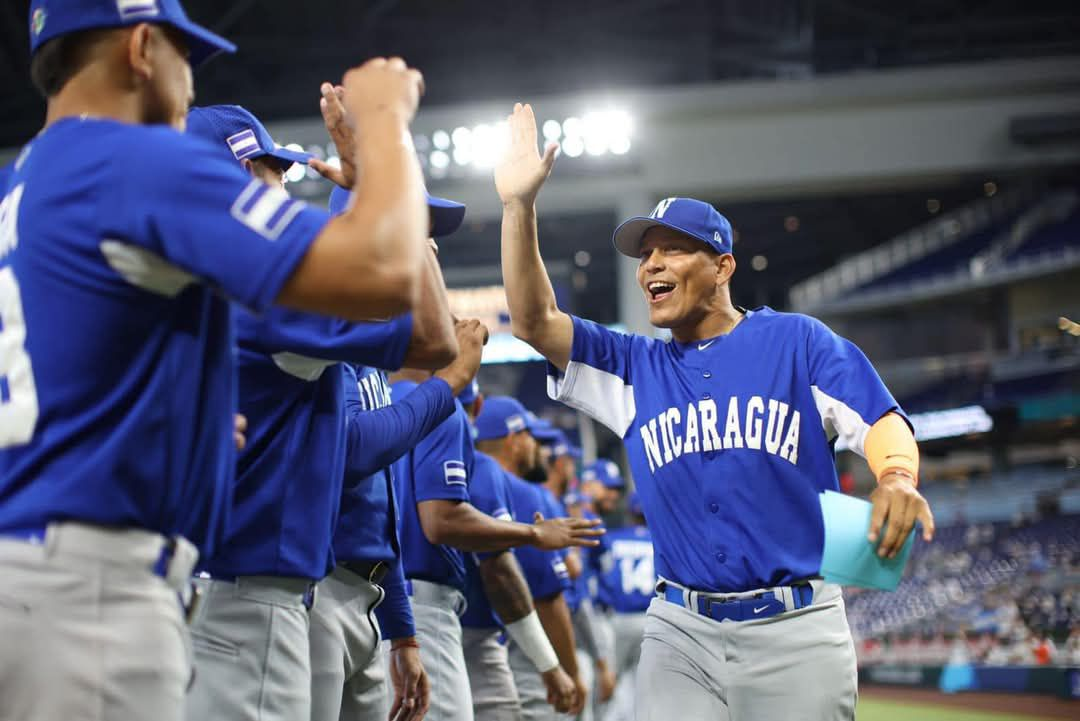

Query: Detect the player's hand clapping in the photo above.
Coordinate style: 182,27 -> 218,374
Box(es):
868,472 -> 935,558
341,56 -> 424,132
434,318 -> 488,394
309,82 -> 355,189
529,511 -> 604,550
494,102 -> 558,209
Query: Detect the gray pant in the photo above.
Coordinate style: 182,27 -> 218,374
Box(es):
410,580 -> 474,721
309,567 -> 387,721
601,613 -> 646,721
0,523 -> 196,721
508,640 -> 573,721
635,584 -> 857,721
186,575 -> 313,721
463,627 -> 522,721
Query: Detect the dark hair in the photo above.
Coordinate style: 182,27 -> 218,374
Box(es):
29,28 -> 114,98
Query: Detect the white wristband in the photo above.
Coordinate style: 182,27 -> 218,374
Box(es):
504,611 -> 559,673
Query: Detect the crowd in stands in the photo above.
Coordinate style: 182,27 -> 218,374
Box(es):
846,511 -> 1080,667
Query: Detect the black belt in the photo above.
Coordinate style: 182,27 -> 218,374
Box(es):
340,559 -> 389,585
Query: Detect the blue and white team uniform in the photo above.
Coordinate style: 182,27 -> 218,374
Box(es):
391,380 -> 478,721
546,198 -> 908,721
0,4 -> 299,719
311,364 -> 458,721
460,450 -> 528,721
181,104 -> 415,721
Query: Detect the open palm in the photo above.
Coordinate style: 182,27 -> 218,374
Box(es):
494,103 -> 558,206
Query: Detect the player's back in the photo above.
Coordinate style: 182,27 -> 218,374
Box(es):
0,118 -> 324,555
600,524 -> 655,614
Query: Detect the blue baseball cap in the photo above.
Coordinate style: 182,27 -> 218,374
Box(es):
546,430 -> 582,460
457,378 -> 480,406
581,459 -> 625,490
474,396 -> 544,442
527,412 -> 561,444
29,0 -> 236,68
612,197 -> 733,258
186,105 -> 311,171
328,186 -> 466,238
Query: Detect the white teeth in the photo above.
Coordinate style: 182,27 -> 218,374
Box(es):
648,281 -> 675,294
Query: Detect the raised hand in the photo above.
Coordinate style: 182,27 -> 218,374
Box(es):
494,102 -> 558,208
309,82 -> 356,189
434,318 -> 489,394
342,56 -> 424,130
531,511 -> 604,550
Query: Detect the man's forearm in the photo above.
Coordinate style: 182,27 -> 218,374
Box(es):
479,551 -> 535,624
419,500 -> 537,552
402,247 -> 456,369
501,203 -> 559,340
535,593 -> 579,676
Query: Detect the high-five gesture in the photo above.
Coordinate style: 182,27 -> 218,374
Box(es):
309,82 -> 356,189
495,103 -> 558,208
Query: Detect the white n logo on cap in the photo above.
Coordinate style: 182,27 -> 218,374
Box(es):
650,198 -> 676,219
116,0 -> 160,20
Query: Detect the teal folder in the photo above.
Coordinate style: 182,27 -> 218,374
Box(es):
818,490 -> 914,591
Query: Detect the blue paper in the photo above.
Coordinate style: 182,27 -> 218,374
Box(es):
818,490 -> 914,591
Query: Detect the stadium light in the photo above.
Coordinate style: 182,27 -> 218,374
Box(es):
283,143 -> 307,183
432,130 -> 450,150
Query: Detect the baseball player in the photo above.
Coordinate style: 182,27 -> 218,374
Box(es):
183,103 -> 456,721
387,378 -> 602,721
475,397 -> 590,720
595,492 -> 654,721
461,386 -> 579,721
310,179 -> 480,721
0,2 -> 427,718
494,102 -> 935,720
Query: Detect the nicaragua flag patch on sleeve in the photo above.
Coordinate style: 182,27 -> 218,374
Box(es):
443,460 -> 467,486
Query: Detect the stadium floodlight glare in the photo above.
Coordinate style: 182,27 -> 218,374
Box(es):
561,116 -> 582,140
451,126 -> 472,148
582,112 -> 609,156
542,119 -> 562,141
432,130 -> 450,150
430,150 -> 450,169
453,146 -> 473,167
610,135 -> 631,155
472,121 -> 511,169
562,134 -> 585,158
283,144 -> 307,183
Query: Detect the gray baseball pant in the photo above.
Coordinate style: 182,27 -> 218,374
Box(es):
309,567 -> 388,721
0,522 -> 196,721
462,626 -> 523,721
508,640 -> 567,721
601,613 -> 646,721
634,583 -> 857,721
410,579 -> 474,721
185,575 -> 314,721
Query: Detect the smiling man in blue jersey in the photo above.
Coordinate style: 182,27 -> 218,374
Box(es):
0,2 -> 431,719
182,102 -> 459,721
387,383 -> 602,721
474,397 -> 591,720
495,103 -> 935,721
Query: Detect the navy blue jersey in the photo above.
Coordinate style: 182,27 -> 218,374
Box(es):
506,476 -> 570,600
391,380 -> 473,591
598,524 -> 655,614
461,451 -> 516,629
548,308 -> 905,592
334,365 -> 455,564
0,119 -> 326,555
204,311 -> 410,579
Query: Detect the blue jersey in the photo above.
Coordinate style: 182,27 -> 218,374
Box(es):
598,524 -> 655,614
548,308 -> 904,592
0,119 -> 326,555
335,365 -> 456,564
391,381 -> 473,591
461,451 -> 517,629
204,311 -> 411,580
506,476 -> 570,600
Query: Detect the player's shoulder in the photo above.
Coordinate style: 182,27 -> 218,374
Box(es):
744,306 -> 828,337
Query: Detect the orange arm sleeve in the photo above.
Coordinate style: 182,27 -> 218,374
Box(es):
864,412 -> 919,485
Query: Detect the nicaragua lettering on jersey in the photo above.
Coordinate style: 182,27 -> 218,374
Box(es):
547,307 -> 906,593
599,524 -> 656,614
0,119 -> 328,555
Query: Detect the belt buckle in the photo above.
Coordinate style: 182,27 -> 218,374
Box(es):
303,583 -> 317,611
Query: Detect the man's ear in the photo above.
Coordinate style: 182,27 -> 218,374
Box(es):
240,158 -> 256,177
715,253 -> 736,285
126,24 -> 154,83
